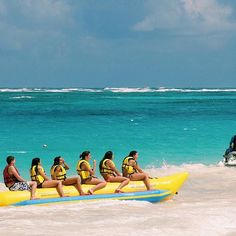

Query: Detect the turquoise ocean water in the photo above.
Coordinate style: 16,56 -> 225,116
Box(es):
1,87 -> 236,181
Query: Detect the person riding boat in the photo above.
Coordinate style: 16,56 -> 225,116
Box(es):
122,150 -> 152,190
223,135 -> 236,164
77,151 -> 106,194
3,156 -> 37,200
30,157 -> 66,197
50,156 -> 86,195
224,135 -> 236,156
99,151 -> 129,193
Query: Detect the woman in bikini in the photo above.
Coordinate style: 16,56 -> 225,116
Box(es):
122,150 -> 151,190
50,156 -> 86,195
99,151 -> 129,193
30,157 -> 66,197
77,151 -> 106,194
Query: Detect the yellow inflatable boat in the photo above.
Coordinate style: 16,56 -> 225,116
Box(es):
0,172 -> 188,206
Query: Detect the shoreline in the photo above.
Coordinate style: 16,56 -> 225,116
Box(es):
0,165 -> 236,235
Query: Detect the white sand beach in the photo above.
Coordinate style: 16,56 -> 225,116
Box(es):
1,165 -> 236,236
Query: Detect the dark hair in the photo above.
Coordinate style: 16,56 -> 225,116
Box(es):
129,151 -> 137,157
53,156 -> 61,166
80,151 -> 90,160
31,158 -> 40,167
31,157 -> 41,173
99,151 -> 113,171
6,156 -> 15,164
233,135 -> 236,151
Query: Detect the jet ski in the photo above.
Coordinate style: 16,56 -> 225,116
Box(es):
223,151 -> 236,167
220,135 -> 236,167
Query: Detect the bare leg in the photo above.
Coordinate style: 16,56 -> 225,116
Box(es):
62,176 -> 86,195
105,176 -> 130,193
42,180 -> 65,197
85,178 -> 107,194
130,173 -> 151,190
28,181 -> 37,200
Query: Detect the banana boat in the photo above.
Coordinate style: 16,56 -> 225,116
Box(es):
0,172 -> 188,206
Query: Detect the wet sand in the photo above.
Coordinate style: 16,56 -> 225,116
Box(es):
1,164 -> 236,236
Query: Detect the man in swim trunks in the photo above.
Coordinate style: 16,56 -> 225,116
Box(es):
3,156 -> 37,200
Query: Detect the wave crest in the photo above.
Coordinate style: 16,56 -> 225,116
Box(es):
1,87 -> 236,93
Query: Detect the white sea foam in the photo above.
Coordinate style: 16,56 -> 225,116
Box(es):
75,88 -> 103,92
10,96 -> 33,99
0,88 -> 103,93
104,87 -> 236,93
6,151 -> 28,154
40,88 -> 103,93
1,164 -> 236,235
104,87 -> 155,93
44,89 -> 72,93
0,88 -> 34,92
1,87 -> 236,93
155,87 -> 236,93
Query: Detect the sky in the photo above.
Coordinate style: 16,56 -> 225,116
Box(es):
0,0 -> 236,88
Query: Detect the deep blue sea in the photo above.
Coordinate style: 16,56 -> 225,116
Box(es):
1,87 -> 236,181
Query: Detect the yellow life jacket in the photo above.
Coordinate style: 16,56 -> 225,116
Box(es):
100,159 -> 115,175
77,160 -> 91,181
30,165 -> 45,185
50,165 -> 67,181
122,156 -> 136,175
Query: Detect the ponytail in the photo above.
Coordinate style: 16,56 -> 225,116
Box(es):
31,157 -> 40,173
80,151 -> 90,160
53,156 -> 61,166
99,151 -> 113,171
129,150 -> 137,157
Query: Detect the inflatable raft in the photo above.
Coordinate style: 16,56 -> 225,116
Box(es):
13,190 -> 171,206
0,172 -> 188,206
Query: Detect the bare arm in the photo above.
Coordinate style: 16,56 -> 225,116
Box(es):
61,158 -> 69,170
81,162 -> 95,176
93,160 -> 96,175
107,160 -> 121,176
52,166 -> 61,180
128,160 -> 143,173
38,167 -> 49,181
133,162 -> 152,178
134,164 -> 143,173
9,166 -> 25,182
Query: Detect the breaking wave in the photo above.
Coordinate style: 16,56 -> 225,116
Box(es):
1,87 -> 236,93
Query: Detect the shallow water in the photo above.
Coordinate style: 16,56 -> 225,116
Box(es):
1,88 -> 236,235
1,164 -> 236,236
1,88 -> 236,182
